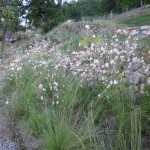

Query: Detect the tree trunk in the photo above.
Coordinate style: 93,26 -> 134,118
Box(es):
1,29 -> 6,53
141,0 -> 143,7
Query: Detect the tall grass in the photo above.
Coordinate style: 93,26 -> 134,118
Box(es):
118,14 -> 150,26
2,18 -> 150,150
3,62 -> 149,150
46,27 -> 83,53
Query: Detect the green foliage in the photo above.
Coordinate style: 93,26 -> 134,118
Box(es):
140,85 -> 150,133
28,111 -> 47,137
120,0 -> 150,11
62,0 -> 103,20
7,66 -> 38,119
41,11 -> 65,33
118,14 -> 150,26
138,36 -> 150,55
60,32 -> 83,52
0,0 -> 22,30
43,120 -> 72,150
26,0 -> 65,32
0,0 -> 23,52
62,0 -> 150,21
4,61 -> 149,149
47,27 -> 83,52
2,7 -> 150,149
79,36 -> 99,48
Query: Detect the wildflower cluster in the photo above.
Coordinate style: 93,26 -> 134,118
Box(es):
4,24 -> 150,101
1,21 -> 150,150
55,25 -> 149,91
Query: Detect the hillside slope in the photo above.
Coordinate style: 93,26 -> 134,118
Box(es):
0,16 -> 150,150
114,4 -> 150,20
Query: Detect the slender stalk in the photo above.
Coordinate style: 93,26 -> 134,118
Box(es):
1,29 -> 6,52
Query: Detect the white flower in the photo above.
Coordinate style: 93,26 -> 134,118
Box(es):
120,56 -> 125,60
109,80 -> 113,85
110,60 -> 115,65
105,63 -> 109,68
79,43 -> 81,47
107,84 -> 110,88
41,96 -> 44,100
101,76 -> 105,81
17,66 -> 22,71
92,35 -> 96,38
125,40 -> 129,44
54,82 -> 58,87
6,100 -> 9,105
131,30 -> 138,35
38,84 -> 43,90
85,25 -> 90,29
97,94 -> 101,98
127,58 -> 130,62
113,48 -> 120,55
1,18 -> 4,22
114,56 -> 119,60
91,43 -> 95,50
38,84 -> 46,91
93,59 -> 99,64
132,57 -> 140,63
123,30 -> 128,34
113,80 -> 118,85
10,63 -> 15,67
112,34 -> 117,38
117,29 -> 122,33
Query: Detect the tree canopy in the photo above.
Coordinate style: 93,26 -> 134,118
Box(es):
62,0 -> 150,21
0,0 -> 23,52
25,0 -> 65,32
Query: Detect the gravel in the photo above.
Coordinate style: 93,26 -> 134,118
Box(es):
0,141 -> 19,150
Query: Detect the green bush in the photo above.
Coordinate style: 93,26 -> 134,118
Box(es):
41,12 -> 65,33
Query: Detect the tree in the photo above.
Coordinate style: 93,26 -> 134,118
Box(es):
0,6 -> 15,52
119,0 -> 150,11
0,0 -> 23,52
62,0 -> 103,20
25,0 -> 65,32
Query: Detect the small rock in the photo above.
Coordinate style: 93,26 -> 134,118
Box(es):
140,84 -> 145,94
140,74 -> 145,83
140,25 -> 150,30
132,62 -> 141,71
134,86 -> 138,93
129,72 -> 141,85
147,77 -> 150,85
121,72 -> 125,77
145,67 -> 150,76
